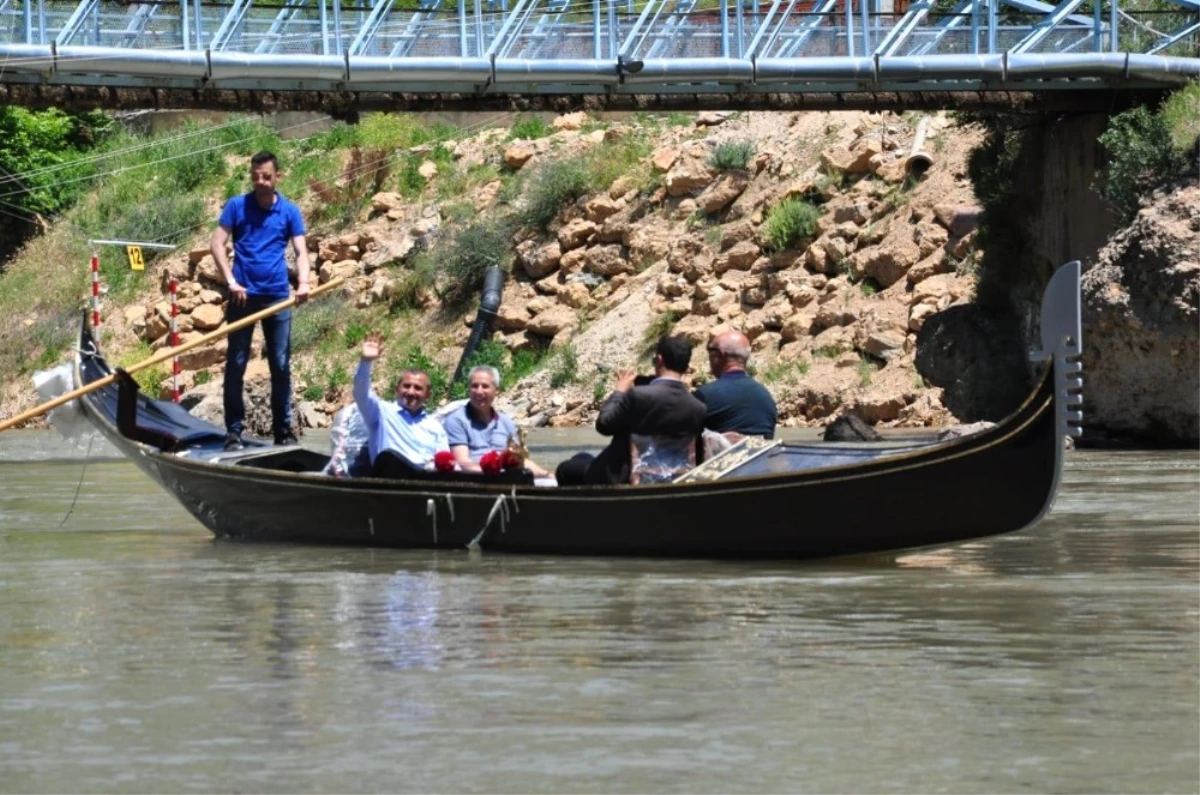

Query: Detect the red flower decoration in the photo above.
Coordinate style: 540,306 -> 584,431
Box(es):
479,450 -> 504,476
433,451 -> 456,472
501,449 -> 522,470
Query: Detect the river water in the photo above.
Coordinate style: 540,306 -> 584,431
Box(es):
0,430 -> 1196,794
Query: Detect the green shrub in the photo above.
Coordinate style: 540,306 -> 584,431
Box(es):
388,254 -> 438,313
761,198 -> 820,252
549,344 -> 579,388
509,343 -> 549,384
355,113 -> 432,150
292,298 -> 346,352
0,107 -> 112,217
520,157 -> 590,228
395,153 -> 425,199
297,121 -> 358,154
439,217 -> 516,305
709,140 -> 755,171
1160,82 -> 1200,152
209,116 -> 280,157
343,319 -> 370,348
508,114 -> 555,141
156,123 -> 228,192
276,149 -> 340,201
585,137 -> 654,192
1098,104 -> 1190,225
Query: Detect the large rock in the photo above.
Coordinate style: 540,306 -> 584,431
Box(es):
360,236 -> 414,271
933,203 -> 983,238
519,240 -> 562,279
1080,180 -> 1199,445
581,245 -> 633,277
665,159 -> 714,197
557,219 -> 598,251
190,303 -> 224,331
504,141 -> 537,169
526,305 -> 578,336
697,170 -> 750,214
554,111 -> 588,131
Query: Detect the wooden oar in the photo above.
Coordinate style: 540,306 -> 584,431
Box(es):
0,277 -> 346,433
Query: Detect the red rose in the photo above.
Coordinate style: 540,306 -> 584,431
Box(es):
479,450 -> 504,475
501,449 -> 522,470
433,451 -> 456,472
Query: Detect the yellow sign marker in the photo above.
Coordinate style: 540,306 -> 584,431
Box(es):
127,245 -> 145,271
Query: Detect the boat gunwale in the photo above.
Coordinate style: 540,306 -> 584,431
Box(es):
74,336 -> 1055,503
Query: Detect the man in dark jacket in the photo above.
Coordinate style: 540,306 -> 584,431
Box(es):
556,336 -> 707,486
695,329 -> 777,439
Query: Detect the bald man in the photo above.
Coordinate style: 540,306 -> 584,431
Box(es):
694,330 -> 777,439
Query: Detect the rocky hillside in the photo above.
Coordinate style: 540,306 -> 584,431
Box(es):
2,108 -> 1193,444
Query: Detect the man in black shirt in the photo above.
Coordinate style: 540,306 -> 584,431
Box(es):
695,330 -> 777,439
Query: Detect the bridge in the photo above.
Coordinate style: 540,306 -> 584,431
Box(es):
0,0 -> 1196,112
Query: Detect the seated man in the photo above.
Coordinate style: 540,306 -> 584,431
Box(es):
443,365 -> 552,479
556,336 -> 707,486
695,329 -> 778,439
354,332 -> 449,479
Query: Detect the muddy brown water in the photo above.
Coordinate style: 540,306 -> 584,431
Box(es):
1,430 -> 1196,793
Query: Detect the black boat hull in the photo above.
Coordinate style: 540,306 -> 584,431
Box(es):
70,261 -> 1083,560
76,363 -> 1058,559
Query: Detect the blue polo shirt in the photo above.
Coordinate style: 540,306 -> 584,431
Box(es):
444,404 -> 518,461
218,192 -> 305,300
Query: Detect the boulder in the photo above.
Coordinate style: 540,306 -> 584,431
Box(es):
190,304 -> 224,331
665,159 -> 714,197
697,170 -> 751,214
526,305 -> 578,336
504,140 -> 537,169
557,219 -> 598,251
823,413 -> 882,441
554,111 -> 588,131
651,146 -> 681,173
932,203 -> 983,238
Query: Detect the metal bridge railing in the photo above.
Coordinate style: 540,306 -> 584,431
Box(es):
0,0 -> 1195,92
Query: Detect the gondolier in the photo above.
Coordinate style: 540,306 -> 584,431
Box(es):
211,150 -> 311,451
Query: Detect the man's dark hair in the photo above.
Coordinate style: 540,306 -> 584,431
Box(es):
250,151 -> 279,171
655,336 -> 693,373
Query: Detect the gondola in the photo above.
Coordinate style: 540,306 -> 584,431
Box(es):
67,262 -> 1083,560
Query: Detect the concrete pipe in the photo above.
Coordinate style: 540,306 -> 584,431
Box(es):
905,115 -> 934,179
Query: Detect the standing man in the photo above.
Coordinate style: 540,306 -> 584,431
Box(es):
695,329 -> 777,439
212,150 -> 311,451
354,332 -> 450,479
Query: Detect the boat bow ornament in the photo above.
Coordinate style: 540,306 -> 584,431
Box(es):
0,0 -> 1195,96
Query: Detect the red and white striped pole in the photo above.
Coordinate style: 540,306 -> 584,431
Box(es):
169,278 -> 181,403
90,254 -> 101,331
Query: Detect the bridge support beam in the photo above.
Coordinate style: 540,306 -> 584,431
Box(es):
0,82 -> 1170,115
